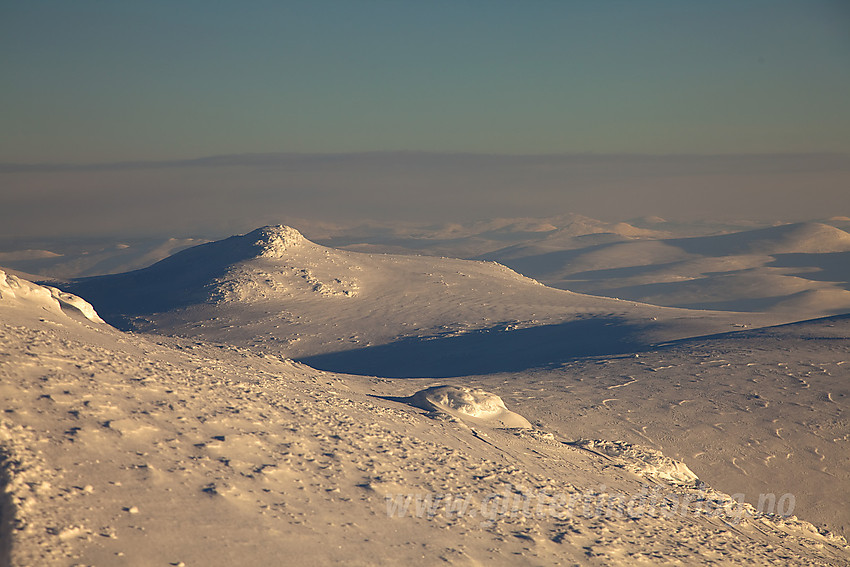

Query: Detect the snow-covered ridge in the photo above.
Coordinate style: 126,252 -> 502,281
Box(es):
0,270 -> 104,323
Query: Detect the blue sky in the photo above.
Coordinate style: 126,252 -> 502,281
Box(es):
3,0 -> 849,162
1,1 -> 848,237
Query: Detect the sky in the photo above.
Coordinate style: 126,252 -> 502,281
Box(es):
1,1 -> 849,238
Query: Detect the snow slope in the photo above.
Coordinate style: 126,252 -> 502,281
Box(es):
38,225 -> 850,542
2,273 -> 847,566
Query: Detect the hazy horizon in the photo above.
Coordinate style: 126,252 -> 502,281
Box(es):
2,2 -> 848,239
2,150 -> 849,240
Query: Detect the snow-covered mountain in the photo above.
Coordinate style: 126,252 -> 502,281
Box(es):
64,225 -> 788,378
7,216 -> 849,318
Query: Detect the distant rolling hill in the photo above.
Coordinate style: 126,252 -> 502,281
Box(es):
480,222 -> 850,317
0,236 -> 209,279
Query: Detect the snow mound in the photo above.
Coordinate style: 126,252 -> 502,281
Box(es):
569,439 -> 699,487
409,385 -> 532,428
0,270 -> 104,323
251,225 -> 306,258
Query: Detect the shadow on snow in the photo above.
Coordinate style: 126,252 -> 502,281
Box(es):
298,317 -> 649,378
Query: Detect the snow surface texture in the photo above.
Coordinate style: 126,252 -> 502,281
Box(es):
4,222 -> 850,565
473,314 -> 850,539
567,439 -> 700,487
1,274 -> 848,565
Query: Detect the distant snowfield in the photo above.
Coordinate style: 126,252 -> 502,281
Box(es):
478,220 -> 850,317
2,221 -> 849,565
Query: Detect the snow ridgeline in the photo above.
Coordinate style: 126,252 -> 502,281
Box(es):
0,270 -> 104,324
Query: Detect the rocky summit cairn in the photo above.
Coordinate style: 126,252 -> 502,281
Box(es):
250,225 -> 306,258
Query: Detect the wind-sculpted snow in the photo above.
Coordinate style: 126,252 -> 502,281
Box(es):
0,270 -> 104,323
3,225 -> 849,564
484,313 -> 850,539
567,439 -> 700,487
408,385 -> 532,428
